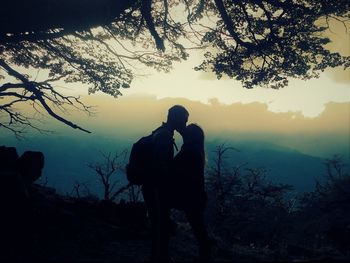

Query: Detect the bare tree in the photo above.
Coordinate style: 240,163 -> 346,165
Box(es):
314,154 -> 350,201
206,143 -> 243,216
206,143 -> 294,246
70,180 -> 92,199
87,150 -> 130,201
298,155 -> 350,250
128,185 -> 143,204
241,167 -> 293,204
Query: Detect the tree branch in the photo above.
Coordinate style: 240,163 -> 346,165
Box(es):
214,0 -> 255,49
141,0 -> 165,51
0,58 -> 91,133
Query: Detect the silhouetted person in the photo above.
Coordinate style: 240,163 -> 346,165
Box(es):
142,105 -> 189,262
18,151 -> 45,185
0,147 -> 44,260
171,124 -> 213,261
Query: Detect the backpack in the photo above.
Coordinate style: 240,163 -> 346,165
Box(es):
126,133 -> 154,185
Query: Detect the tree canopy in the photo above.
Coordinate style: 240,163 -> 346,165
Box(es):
1,0 -> 349,136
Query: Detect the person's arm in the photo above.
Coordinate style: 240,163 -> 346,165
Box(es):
152,130 -> 173,184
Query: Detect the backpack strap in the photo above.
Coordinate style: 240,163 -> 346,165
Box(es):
152,125 -> 179,152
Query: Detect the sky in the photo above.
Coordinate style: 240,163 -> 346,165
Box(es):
39,18 -> 349,159
0,15 -> 349,149
122,51 -> 350,118
2,15 -> 349,116
1,12 -> 349,195
121,18 -> 350,117
2,94 -> 348,194
1,21 -> 349,157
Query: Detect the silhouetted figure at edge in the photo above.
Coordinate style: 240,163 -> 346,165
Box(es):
142,105 -> 189,262
170,124 -> 214,261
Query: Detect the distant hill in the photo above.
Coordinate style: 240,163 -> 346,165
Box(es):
2,134 -> 339,195
205,139 -> 326,192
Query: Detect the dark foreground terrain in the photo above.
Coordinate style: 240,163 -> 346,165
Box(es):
0,183 -> 349,263
1,146 -> 349,262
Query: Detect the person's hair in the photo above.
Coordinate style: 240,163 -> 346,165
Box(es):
167,105 -> 189,122
185,123 -> 205,164
186,123 -> 204,145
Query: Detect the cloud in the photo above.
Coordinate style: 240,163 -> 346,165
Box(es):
76,95 -> 349,137
3,95 -> 348,159
197,70 -> 218,81
326,67 -> 350,83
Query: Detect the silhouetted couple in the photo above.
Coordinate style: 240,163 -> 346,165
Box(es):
142,105 -> 213,262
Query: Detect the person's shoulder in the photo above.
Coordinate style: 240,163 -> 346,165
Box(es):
153,126 -> 173,140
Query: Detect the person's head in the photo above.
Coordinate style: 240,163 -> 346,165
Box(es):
184,123 -> 205,149
166,105 -> 189,134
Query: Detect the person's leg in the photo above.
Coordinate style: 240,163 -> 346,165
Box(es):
142,186 -> 171,262
185,209 -> 213,261
157,198 -> 171,261
142,186 -> 158,261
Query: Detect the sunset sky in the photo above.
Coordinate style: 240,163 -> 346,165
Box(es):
1,14 -> 349,196
2,28 -> 349,157
43,20 -> 350,151
57,23 -> 350,117
1,16 -> 349,163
